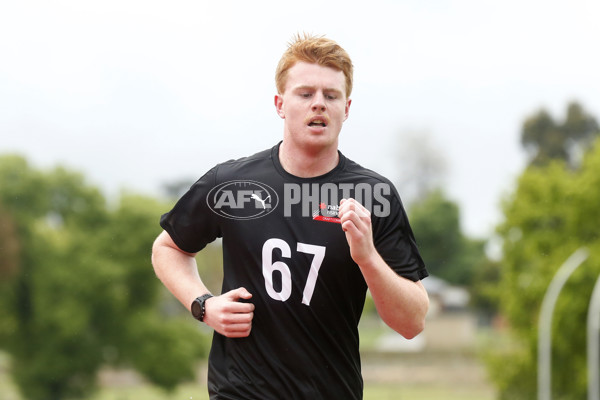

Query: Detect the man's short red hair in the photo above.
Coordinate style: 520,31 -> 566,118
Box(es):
275,33 -> 354,98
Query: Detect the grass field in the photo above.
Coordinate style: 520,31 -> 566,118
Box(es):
0,379 -> 492,400
84,382 -> 495,400
1,359 -> 496,400
1,372 -> 495,400
1,380 -> 495,400
0,318 -> 498,400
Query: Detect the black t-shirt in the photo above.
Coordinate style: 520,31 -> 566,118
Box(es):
160,143 -> 428,400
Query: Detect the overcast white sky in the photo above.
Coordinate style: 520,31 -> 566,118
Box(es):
1,0 -> 599,238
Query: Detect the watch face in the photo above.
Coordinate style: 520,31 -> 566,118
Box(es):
191,300 -> 202,319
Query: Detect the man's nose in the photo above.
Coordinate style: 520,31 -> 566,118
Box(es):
311,92 -> 326,112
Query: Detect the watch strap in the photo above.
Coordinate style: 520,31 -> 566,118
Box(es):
192,293 -> 213,322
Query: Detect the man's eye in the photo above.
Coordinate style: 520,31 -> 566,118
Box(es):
301,93 -> 312,98
326,95 -> 337,100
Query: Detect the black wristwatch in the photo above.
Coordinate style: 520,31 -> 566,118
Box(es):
191,294 -> 214,322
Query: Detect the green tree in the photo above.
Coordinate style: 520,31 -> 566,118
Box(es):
521,101 -> 599,168
0,156 -> 207,399
0,203 -> 20,279
487,138 -> 600,399
409,189 -> 488,287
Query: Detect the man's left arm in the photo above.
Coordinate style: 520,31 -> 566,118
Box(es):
339,198 -> 429,339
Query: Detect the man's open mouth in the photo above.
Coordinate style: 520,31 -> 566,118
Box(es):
308,119 -> 327,127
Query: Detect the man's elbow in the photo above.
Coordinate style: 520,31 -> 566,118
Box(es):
151,236 -> 164,276
397,297 -> 429,339
151,231 -> 176,275
399,317 -> 426,340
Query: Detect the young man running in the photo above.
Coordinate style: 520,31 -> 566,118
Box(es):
152,34 -> 429,400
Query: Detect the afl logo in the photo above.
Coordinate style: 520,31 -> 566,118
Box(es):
207,180 -> 279,220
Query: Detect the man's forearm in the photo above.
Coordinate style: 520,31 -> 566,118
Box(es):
359,252 -> 429,339
151,231 -> 255,337
338,198 -> 429,338
151,231 -> 211,311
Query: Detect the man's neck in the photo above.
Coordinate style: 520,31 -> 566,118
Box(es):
278,139 -> 340,178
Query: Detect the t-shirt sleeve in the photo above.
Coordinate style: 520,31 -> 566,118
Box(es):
373,184 -> 428,282
159,166 -> 222,253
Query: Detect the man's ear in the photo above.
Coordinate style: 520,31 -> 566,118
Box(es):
274,94 -> 285,119
344,98 -> 352,121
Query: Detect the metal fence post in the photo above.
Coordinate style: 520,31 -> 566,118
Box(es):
588,274 -> 600,400
538,247 -> 589,400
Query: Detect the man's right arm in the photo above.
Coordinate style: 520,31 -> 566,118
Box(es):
151,230 -> 255,338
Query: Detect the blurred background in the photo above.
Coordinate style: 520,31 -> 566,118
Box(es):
1,1 -> 599,399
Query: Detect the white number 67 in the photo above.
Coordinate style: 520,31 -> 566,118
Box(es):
262,238 -> 326,306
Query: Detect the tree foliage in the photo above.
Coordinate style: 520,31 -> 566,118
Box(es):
487,137 -> 600,399
521,101 -> 599,168
408,189 -> 488,287
0,155 -> 208,400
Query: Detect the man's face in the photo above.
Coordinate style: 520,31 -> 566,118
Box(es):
275,62 -> 351,152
